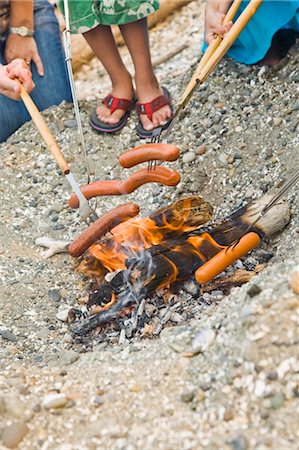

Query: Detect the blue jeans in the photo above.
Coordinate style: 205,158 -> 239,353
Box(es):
0,0 -> 72,143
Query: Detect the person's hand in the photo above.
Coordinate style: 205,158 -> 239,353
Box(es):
0,59 -> 35,100
205,0 -> 233,45
4,34 -> 44,76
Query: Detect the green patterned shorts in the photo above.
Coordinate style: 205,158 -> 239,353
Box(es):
59,0 -> 160,34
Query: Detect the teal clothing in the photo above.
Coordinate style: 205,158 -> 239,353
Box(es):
203,1 -> 299,64
59,0 -> 160,33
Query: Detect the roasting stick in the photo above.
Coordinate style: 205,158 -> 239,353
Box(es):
230,168 -> 299,246
19,85 -> 97,221
63,0 -> 92,183
181,0 -> 242,101
152,0 -> 263,148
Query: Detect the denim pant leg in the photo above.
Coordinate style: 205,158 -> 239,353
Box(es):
0,0 -> 71,143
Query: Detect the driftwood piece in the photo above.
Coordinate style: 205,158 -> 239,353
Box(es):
67,0 -> 194,72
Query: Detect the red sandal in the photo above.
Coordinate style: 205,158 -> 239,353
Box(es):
90,94 -> 135,133
136,87 -> 173,139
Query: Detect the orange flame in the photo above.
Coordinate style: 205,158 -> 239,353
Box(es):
89,198 -> 204,274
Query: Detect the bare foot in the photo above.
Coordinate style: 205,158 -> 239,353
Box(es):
97,73 -> 134,125
257,29 -> 298,66
136,82 -> 172,131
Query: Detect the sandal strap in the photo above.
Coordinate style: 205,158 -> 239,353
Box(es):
102,94 -> 134,115
136,94 -> 171,121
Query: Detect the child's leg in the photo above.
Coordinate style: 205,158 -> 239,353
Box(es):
83,25 -> 134,125
119,18 -> 172,131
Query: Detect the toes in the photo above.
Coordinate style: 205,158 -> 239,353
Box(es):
141,114 -> 154,131
152,105 -> 172,127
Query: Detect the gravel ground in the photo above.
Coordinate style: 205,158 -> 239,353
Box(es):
0,1 -> 298,448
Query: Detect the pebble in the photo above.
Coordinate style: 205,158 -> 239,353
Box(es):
182,151 -> 196,163
5,396 -> 25,419
195,144 -> 207,155
223,408 -> 234,421
1,421 -> 29,448
64,119 -> 77,128
247,284 -> 262,298
0,329 -> 17,342
59,350 -> 79,366
42,393 -> 68,409
48,288 -> 61,302
56,308 -> 71,322
244,188 -> 254,199
273,117 -> 282,126
290,271 -> 299,295
230,435 -> 248,450
235,126 -> 243,133
266,370 -> 278,381
218,152 -> 228,166
271,392 -> 285,409
191,327 -> 215,353
290,100 -> 299,111
180,391 -> 194,403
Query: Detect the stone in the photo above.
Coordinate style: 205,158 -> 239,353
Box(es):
64,119 -> 77,128
290,271 -> 299,295
247,284 -> 262,298
195,144 -> 207,155
1,421 -> 29,448
235,126 -> 243,133
180,391 -> 194,403
42,393 -> 68,409
273,117 -> 282,126
59,350 -> 79,366
266,370 -> 278,381
182,152 -> 196,164
224,408 -> 234,421
191,327 -> 215,353
0,329 -> 17,342
5,396 -> 25,419
244,188 -> 254,199
230,435 -> 248,450
56,309 -> 71,322
218,152 -> 228,166
290,100 -> 299,111
271,392 -> 284,409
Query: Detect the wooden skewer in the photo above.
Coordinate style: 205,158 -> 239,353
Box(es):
181,0 -> 242,101
19,85 -> 69,174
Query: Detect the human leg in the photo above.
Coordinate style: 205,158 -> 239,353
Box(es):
119,18 -> 172,131
84,24 -> 134,125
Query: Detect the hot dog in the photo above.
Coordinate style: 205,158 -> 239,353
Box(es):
68,202 -> 140,257
69,180 -> 120,209
118,166 -> 181,194
119,143 -> 180,168
195,232 -> 261,284
68,167 -> 181,208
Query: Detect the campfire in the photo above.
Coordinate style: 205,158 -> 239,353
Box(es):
69,195 -> 290,336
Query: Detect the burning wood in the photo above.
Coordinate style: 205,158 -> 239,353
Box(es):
70,195 -> 290,335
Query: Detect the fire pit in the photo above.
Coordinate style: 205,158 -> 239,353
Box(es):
67,195 -> 290,338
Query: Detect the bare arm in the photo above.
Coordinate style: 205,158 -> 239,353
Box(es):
5,0 -> 44,75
